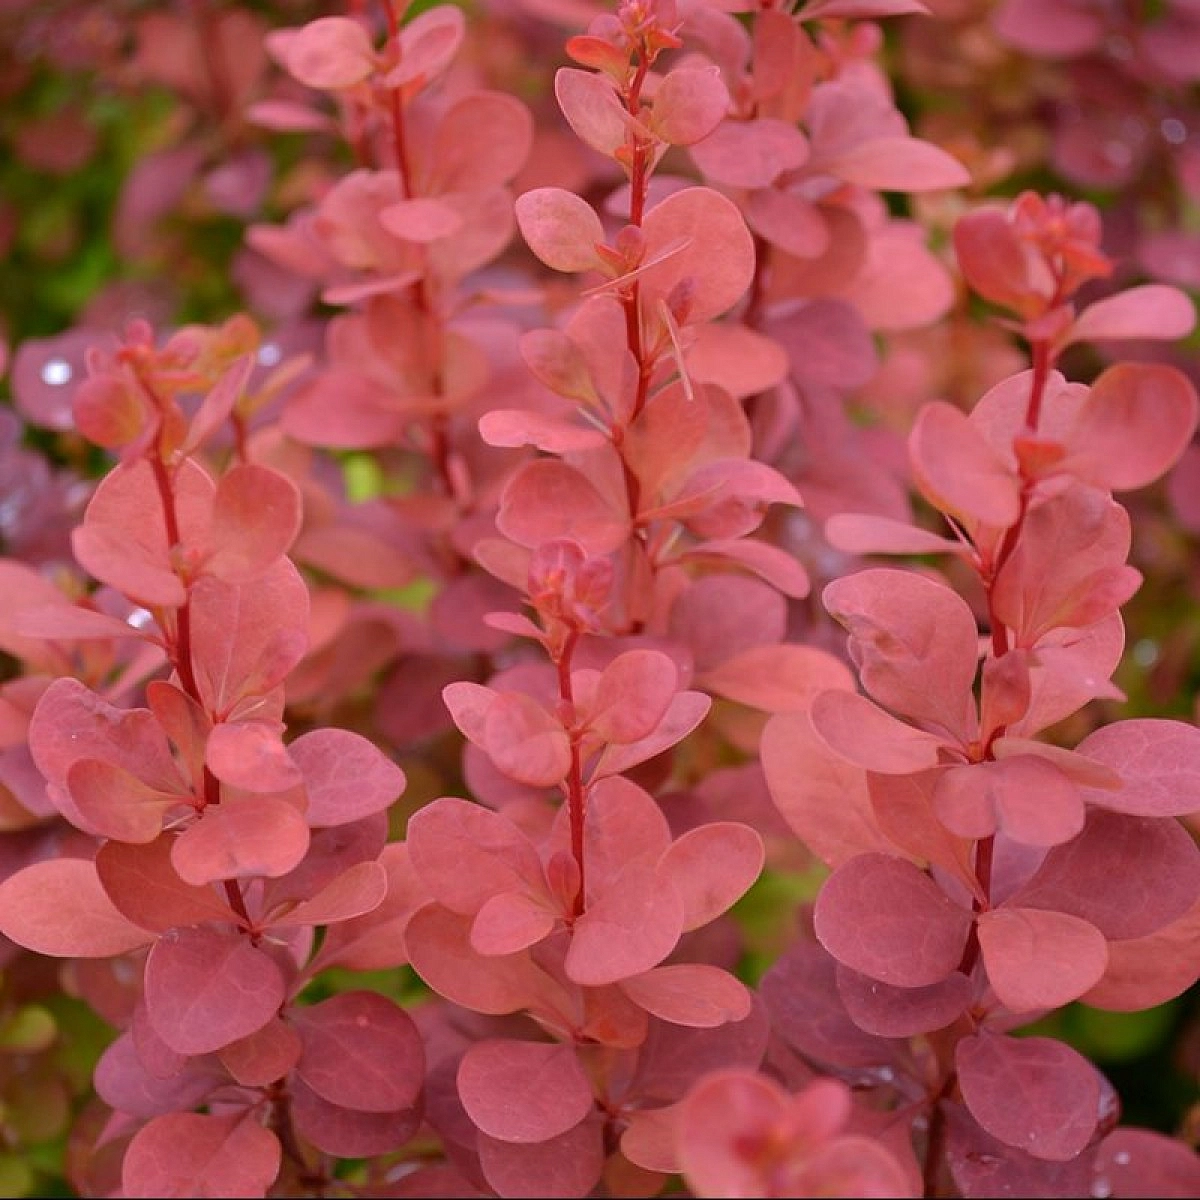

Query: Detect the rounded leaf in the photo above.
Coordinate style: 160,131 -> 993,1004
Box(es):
813,853 -> 972,986
458,1039 -> 594,1144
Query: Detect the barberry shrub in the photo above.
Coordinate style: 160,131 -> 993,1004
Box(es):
0,1 -> 1199,1198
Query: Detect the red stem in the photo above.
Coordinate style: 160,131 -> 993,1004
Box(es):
556,627 -> 587,917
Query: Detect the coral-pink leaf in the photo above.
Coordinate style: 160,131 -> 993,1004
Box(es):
554,68 -> 629,158
289,728 -> 405,825
566,866 -> 683,986
619,964 -> 751,1027
976,906 -> 1108,1011
205,465 -> 302,583
700,643 -> 854,713
484,692 -> 571,787
283,17 -> 375,90
588,650 -> 678,744
408,797 -> 546,916
0,858 -> 153,957
1065,363 -> 1198,492
1064,284 -> 1196,346
761,710 -> 895,868
651,66 -> 729,146
658,822 -> 764,931
122,1112 -> 281,1199
690,119 -> 808,188
389,5 -> 465,87
498,460 -> 628,554
459,1039 -> 594,1143
823,135 -> 970,191
639,188 -> 755,321
911,400 -> 1021,527
810,689 -> 944,773
171,796 -> 310,884
516,187 -> 606,273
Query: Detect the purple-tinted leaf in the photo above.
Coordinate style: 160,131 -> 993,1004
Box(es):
566,865 -> 684,986
1011,809 -> 1200,940
458,1039 -> 594,1143
658,822 -> 763,931
619,964 -> 751,1027
1093,1128 -> 1200,1198
293,991 -> 423,1112
976,906 -> 1107,1011
835,965 -> 974,1037
943,1101 -> 1097,1200
813,853 -> 972,986
1076,719 -> 1200,817
956,1031 -> 1100,1161
0,858 -> 153,957
476,1113 -> 605,1199
290,1077 -> 422,1158
143,926 -> 286,1055
94,1033 -> 222,1119
289,727 -> 405,825
122,1112 -> 281,1199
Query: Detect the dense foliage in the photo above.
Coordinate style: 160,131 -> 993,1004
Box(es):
1,0 -> 1199,1196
